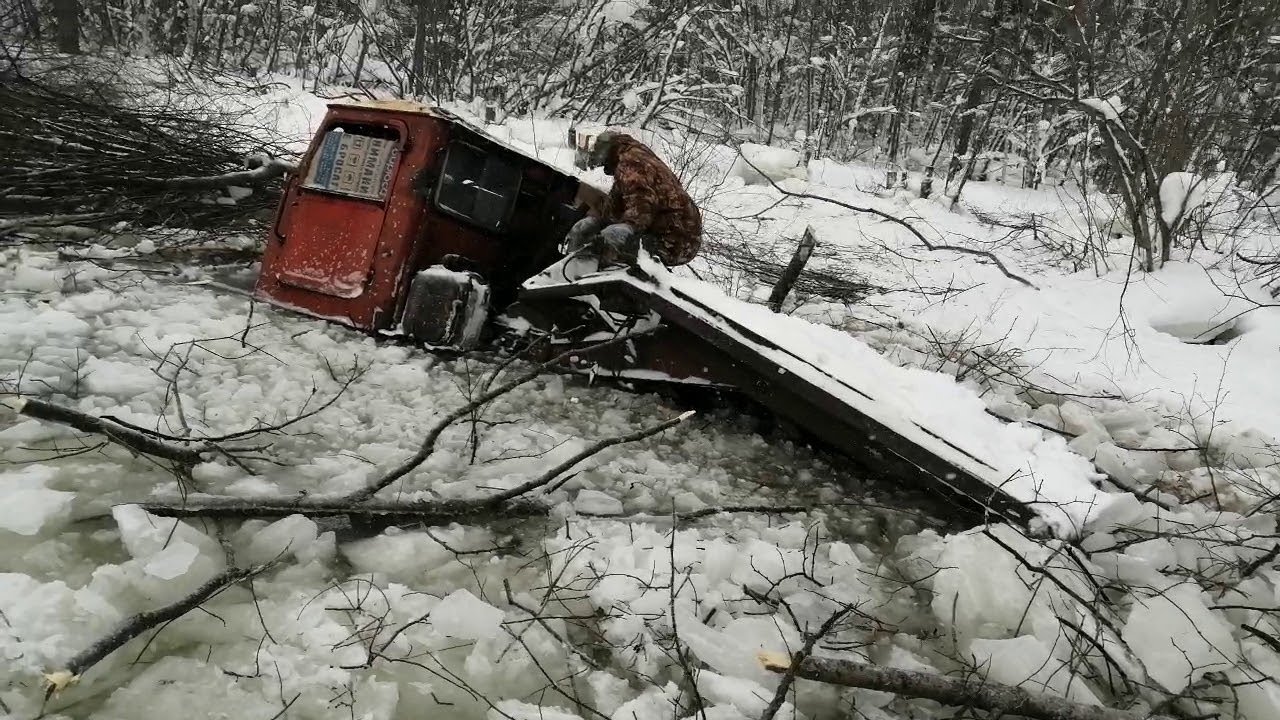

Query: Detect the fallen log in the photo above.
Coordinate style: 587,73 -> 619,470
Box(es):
758,652 -> 1173,720
139,496 -> 550,524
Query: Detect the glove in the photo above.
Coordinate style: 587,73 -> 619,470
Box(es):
563,216 -> 605,254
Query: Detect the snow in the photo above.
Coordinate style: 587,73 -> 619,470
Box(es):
730,143 -> 808,185
431,589 -> 506,640
1081,96 -> 1126,121
1160,171 -> 1231,226
2,73 -> 1279,720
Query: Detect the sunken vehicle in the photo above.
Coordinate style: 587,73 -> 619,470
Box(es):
254,99 -> 1037,527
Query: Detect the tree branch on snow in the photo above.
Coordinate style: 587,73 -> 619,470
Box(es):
137,496 -> 552,524
134,156 -> 298,190
732,148 -> 1037,289
132,496 -> 823,530
757,652 -> 1176,720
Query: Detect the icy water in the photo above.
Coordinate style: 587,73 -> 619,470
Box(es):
0,260 -> 955,720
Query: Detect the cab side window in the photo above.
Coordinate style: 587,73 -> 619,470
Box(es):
434,142 -> 522,232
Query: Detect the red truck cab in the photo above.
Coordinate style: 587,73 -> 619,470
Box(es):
254,100 -> 602,340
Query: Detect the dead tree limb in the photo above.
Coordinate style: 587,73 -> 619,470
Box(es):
4,396 -> 213,465
136,157 -> 297,190
133,497 -> 815,529
767,227 -> 817,312
758,652 -> 1174,720
733,149 -> 1037,289
138,496 -> 549,524
44,563 -> 277,697
484,410 -> 696,504
759,606 -> 854,720
344,331 -> 655,502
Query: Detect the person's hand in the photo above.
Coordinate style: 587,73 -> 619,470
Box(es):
562,216 -> 604,254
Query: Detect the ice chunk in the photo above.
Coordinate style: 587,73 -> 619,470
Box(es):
490,700 -> 583,720
341,527 -> 481,581
1234,640 -> 1280,720
677,613 -> 800,685
142,540 -> 200,579
111,504 -> 224,575
244,514 -> 318,564
84,357 -> 163,397
10,266 -> 63,293
0,466 -> 74,536
1122,584 -> 1236,692
430,588 -> 505,640
92,657 -> 280,719
697,671 -> 781,717
968,636 -> 1102,705
929,525 -> 1095,644
575,489 -> 624,515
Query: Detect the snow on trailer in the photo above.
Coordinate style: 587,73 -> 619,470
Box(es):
511,259 -> 1115,535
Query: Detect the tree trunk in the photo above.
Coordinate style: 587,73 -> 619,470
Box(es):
52,0 -> 81,53
883,0 -> 938,188
411,0 -> 428,97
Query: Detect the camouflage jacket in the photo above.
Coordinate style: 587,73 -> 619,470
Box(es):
599,134 -> 703,266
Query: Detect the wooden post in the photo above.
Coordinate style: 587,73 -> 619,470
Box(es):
767,227 -> 817,312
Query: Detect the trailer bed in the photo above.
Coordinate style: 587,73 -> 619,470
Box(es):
517,265 -> 1113,534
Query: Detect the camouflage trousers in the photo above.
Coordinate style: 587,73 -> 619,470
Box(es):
564,218 -> 685,268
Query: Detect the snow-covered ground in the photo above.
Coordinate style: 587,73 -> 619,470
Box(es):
3,76 -> 1280,719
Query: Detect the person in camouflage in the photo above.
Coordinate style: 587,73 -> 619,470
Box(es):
564,131 -> 703,268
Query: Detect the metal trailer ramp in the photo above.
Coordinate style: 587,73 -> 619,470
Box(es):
513,270 -> 1038,527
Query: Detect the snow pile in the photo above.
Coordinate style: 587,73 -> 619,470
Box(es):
1160,171 -> 1233,226
730,143 -> 808,185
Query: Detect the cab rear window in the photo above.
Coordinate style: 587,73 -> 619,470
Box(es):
302,123 -> 401,201
434,142 -> 522,231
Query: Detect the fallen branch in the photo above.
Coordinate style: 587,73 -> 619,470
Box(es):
483,410 -> 696,504
44,563 -> 277,698
758,652 -> 1173,720
733,149 -> 1037,288
4,396 -> 214,465
138,496 -> 549,524
133,496 -> 812,527
138,157 -> 297,190
344,330 -> 656,502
